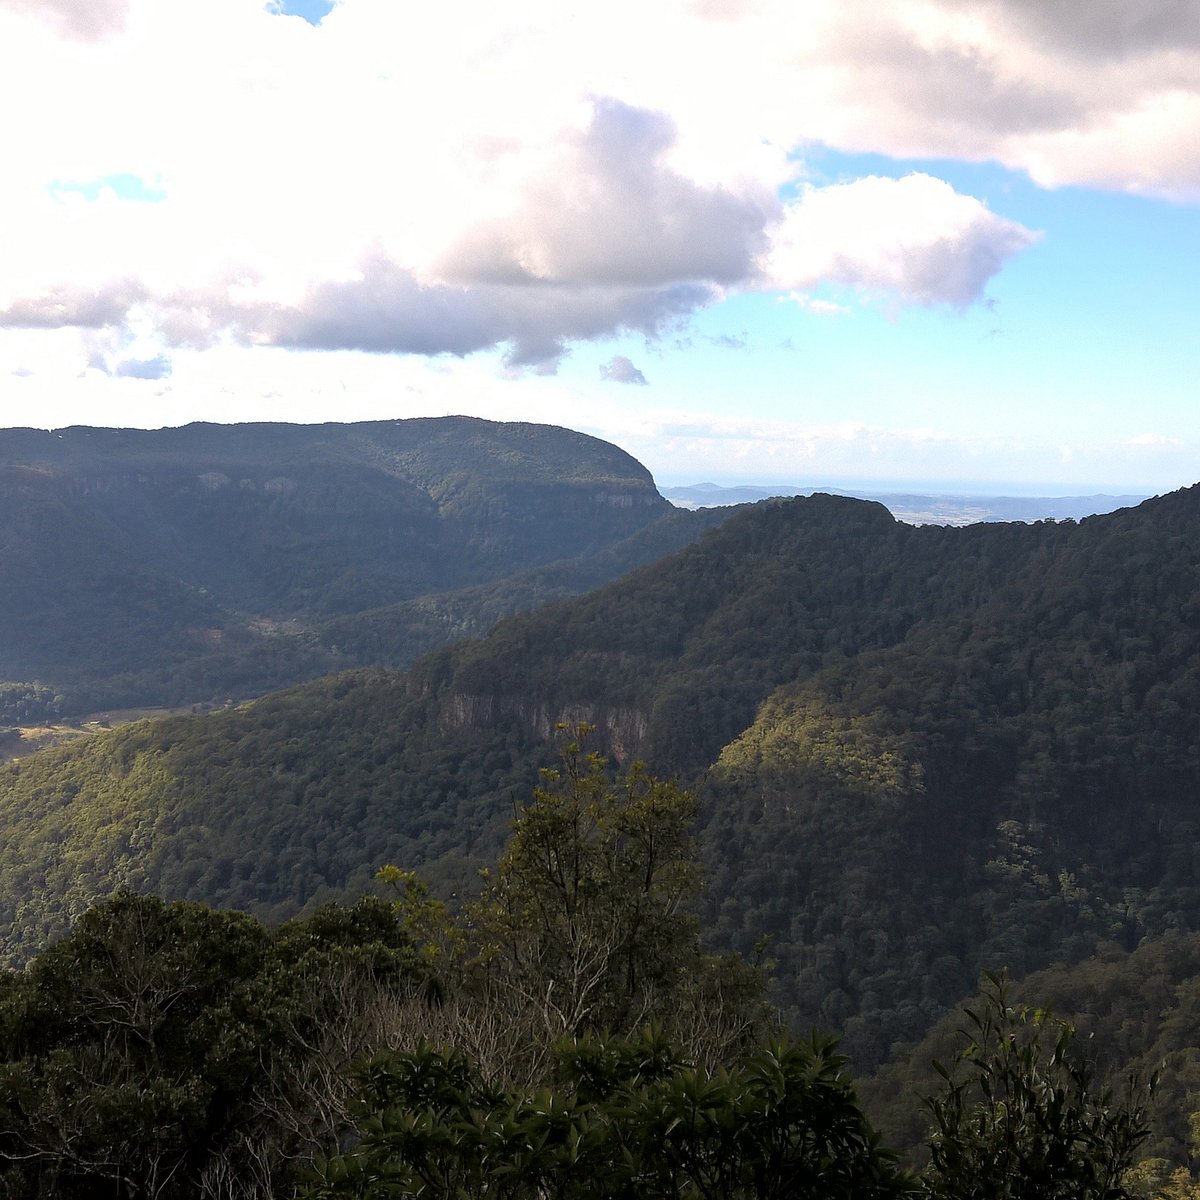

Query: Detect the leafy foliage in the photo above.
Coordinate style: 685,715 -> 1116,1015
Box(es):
306,1029 -> 915,1200
379,728 -> 771,1079
0,682 -> 64,725
865,933 -> 1200,1172
0,751 -> 1164,1200
469,729 -> 705,1037
923,974 -> 1151,1200
0,743 -> 772,1198
0,891 -> 431,1199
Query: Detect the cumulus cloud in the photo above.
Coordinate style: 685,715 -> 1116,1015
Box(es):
976,0 -> 1200,59
0,281 -> 146,330
259,251 -> 712,364
0,167 -> 1029,363
600,356 -> 648,385
765,175 -> 1039,308
817,14 -> 1085,146
438,99 -> 775,288
801,0 -> 1200,195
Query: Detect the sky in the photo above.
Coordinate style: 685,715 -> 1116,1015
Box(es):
1,0 -> 1198,493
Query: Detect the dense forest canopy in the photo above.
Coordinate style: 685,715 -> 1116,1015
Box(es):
5,483 -> 1200,1090
0,417 -> 727,714
0,748 -> 1162,1198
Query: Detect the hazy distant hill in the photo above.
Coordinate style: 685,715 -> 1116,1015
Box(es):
662,481 -> 1150,525
0,418 -> 725,714
6,485 -> 1200,1074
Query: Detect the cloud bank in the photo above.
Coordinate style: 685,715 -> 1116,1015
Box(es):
1,0 -> 1194,368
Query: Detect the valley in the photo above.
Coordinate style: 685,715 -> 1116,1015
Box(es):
0,418 -> 728,715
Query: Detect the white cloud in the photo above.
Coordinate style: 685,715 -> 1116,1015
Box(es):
799,0 -> 1200,197
0,0 -> 129,41
437,99 -> 775,289
0,76 -> 1028,363
600,355 -> 648,385
1126,433 -> 1180,447
765,175 -> 1039,308
974,0 -> 1200,61
0,280 -> 148,329
260,252 -> 713,366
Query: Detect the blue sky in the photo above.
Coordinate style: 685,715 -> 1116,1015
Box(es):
0,0 -> 1197,494
576,161 -> 1200,490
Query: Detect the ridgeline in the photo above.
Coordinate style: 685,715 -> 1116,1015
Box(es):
0,417 -> 725,715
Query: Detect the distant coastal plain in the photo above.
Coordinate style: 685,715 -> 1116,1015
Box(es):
660,482 -> 1150,526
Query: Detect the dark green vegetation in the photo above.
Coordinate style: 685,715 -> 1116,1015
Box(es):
311,977 -> 1150,1200
866,935 -> 1200,1171
921,974 -> 1151,1200
8,476 -> 1200,1182
0,750 -> 766,1198
1,750 -> 1153,1198
0,890 -> 433,1199
310,1034 -> 913,1200
0,418 -> 725,714
8,484 -> 1200,1071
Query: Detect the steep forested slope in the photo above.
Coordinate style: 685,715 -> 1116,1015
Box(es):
5,486 -> 1200,1071
0,417 -> 721,712
702,491 -> 1200,1058
861,933 -> 1200,1167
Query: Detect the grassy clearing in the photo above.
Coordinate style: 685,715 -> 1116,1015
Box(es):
1,704 -> 219,763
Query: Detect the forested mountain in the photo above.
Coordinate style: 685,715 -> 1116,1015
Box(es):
0,418 -> 725,714
4,484 -> 1200,1078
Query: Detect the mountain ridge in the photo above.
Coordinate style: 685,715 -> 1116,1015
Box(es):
0,416 -> 729,715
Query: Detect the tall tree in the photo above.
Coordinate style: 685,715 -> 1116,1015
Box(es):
0,892 -> 429,1199
379,724 -> 769,1080
922,974 -> 1152,1200
472,726 -> 702,1035
305,1028 -> 915,1200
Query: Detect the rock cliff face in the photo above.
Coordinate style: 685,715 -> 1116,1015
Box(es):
439,691 -> 649,761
